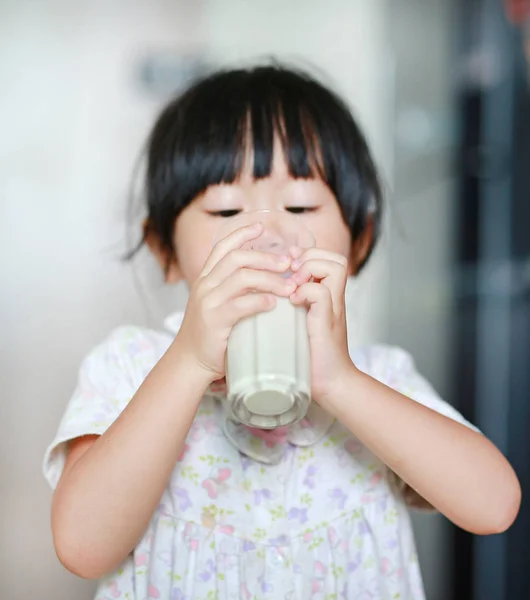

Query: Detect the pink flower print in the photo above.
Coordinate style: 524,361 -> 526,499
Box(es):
108,581 -> 121,598
253,488 -> 272,506
369,471 -> 382,487
188,423 -> 206,443
173,487 -> 192,511
329,487 -> 348,509
177,443 -> 190,462
344,438 -> 361,455
328,525 -> 339,546
303,465 -> 317,488
380,557 -> 392,575
240,583 -> 252,600
245,425 -> 289,447
201,418 -> 218,434
135,553 -> 147,567
314,561 -> 327,577
218,524 -> 235,536
183,522 -> 199,551
303,531 -> 313,543
299,417 -> 312,428
288,507 -> 308,524
201,467 -> 232,499
147,584 -> 160,599
311,579 -> 324,595
198,558 -> 216,582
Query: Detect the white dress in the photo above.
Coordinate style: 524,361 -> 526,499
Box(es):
44,312 -> 477,600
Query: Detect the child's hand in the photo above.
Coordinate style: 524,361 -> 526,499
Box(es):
177,223 -> 296,382
289,248 -> 353,406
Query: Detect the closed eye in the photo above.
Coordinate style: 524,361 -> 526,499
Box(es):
206,209 -> 242,218
285,207 -> 319,214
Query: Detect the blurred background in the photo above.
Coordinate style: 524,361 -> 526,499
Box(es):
1,0 -> 529,598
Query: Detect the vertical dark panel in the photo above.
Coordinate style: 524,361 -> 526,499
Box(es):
506,50 -> 530,600
453,0 -> 529,598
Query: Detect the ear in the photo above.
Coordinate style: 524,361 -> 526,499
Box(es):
348,217 -> 374,276
143,220 -> 182,283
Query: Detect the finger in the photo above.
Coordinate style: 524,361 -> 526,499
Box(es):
202,223 -> 264,276
224,293 -> 277,325
290,259 -> 346,285
289,259 -> 347,315
291,248 -> 348,271
208,269 -> 297,306
290,282 -> 333,327
205,249 -> 291,289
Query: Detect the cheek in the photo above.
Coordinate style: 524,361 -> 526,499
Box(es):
173,212 -> 217,284
312,219 -> 352,257
175,236 -> 212,283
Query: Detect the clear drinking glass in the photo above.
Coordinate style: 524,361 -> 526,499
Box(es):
215,210 -> 314,429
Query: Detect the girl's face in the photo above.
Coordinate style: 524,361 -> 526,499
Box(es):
155,147 -> 368,286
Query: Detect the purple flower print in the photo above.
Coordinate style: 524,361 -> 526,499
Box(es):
329,487 -> 348,509
259,575 -> 274,593
303,465 -> 317,488
377,495 -> 388,513
172,588 -> 189,600
241,456 -> 253,471
174,487 -> 192,512
243,540 -> 256,552
198,558 -> 216,582
253,488 -> 272,506
268,534 -> 289,546
293,563 -> 303,574
288,507 -> 308,524
358,521 -> 371,536
348,552 -> 362,573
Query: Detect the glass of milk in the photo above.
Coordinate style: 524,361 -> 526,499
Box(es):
215,210 -> 314,429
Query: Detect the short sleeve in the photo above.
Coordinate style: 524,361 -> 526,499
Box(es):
364,345 -> 480,510
42,327 -> 145,490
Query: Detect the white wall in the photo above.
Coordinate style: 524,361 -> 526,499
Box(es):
0,2 -> 392,599
0,2 -> 203,598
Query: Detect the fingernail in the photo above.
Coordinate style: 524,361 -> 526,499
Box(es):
278,255 -> 291,265
292,259 -> 301,270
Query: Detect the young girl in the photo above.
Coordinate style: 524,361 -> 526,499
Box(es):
44,65 -> 520,600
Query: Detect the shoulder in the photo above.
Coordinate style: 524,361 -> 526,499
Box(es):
352,344 -> 416,380
79,325 -> 173,387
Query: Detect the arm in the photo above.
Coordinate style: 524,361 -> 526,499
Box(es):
52,339 -> 211,579
52,223 -> 293,579
289,248 -> 521,536
327,367 -> 521,535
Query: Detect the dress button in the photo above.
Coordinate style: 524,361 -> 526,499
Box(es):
268,547 -> 286,568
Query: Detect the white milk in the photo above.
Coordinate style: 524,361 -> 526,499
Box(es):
226,296 -> 311,429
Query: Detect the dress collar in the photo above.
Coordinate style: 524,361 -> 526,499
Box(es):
163,311 -> 335,464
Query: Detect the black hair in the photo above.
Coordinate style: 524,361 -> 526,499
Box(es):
136,63 -> 383,272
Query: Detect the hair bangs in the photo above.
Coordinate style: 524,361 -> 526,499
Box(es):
141,64 -> 383,271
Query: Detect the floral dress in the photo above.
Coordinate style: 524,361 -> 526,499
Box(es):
44,312 -> 477,600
